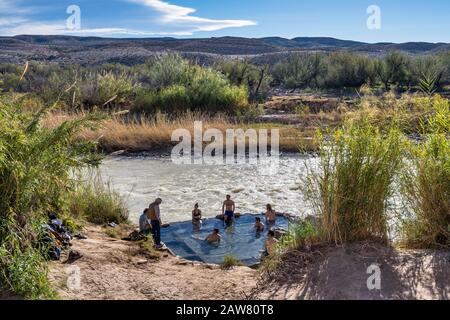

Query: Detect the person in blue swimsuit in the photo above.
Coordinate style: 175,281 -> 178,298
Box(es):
222,195 -> 235,223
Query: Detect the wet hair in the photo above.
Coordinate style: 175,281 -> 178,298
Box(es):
226,195 -> 231,199
194,203 -> 199,208
266,204 -> 273,211
213,228 -> 220,233
268,230 -> 275,237
150,198 -> 162,207
255,217 -> 261,222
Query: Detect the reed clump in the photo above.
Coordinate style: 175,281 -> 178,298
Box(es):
304,119 -> 405,244
399,96 -> 450,248
68,174 -> 129,225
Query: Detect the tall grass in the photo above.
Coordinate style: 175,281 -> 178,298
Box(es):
0,95 -> 102,298
68,174 -> 129,225
221,254 -> 244,269
304,119 -> 405,245
278,220 -> 321,251
399,96 -> 450,248
44,111 -> 310,153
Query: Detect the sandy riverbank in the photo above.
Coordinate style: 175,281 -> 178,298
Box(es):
48,225 -> 257,300
47,225 -> 450,300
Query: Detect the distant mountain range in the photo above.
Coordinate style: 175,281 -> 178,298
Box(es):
0,35 -> 448,65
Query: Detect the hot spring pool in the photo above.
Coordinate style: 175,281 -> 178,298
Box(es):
161,214 -> 290,266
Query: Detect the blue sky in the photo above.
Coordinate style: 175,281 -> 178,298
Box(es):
0,0 -> 448,42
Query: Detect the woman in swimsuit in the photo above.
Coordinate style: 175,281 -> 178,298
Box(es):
192,203 -> 202,224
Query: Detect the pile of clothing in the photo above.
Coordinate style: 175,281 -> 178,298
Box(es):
40,213 -> 73,261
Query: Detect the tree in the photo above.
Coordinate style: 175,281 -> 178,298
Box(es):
375,51 -> 411,90
217,60 -> 272,103
271,53 -> 325,90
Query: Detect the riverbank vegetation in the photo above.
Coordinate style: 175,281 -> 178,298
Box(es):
1,51 -> 449,299
43,111 -> 315,153
0,95 -> 127,299
264,96 -> 449,271
1,51 -> 449,114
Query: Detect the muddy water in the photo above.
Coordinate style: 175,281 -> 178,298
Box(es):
100,155 -> 316,223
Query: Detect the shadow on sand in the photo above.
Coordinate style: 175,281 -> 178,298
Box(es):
253,243 -> 450,300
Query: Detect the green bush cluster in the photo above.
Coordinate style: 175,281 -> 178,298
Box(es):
0,54 -> 251,116
134,56 -> 250,115
68,175 -> 129,225
302,95 -> 449,248
400,96 -> 450,248
0,95 -> 126,298
271,51 -> 450,91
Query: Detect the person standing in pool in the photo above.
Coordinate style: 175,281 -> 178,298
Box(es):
222,195 -> 235,223
265,204 -> 277,225
148,198 -> 163,248
192,203 -> 202,224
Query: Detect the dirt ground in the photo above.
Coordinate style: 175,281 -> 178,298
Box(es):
251,243 -> 450,300
48,226 -> 450,301
48,225 -> 257,300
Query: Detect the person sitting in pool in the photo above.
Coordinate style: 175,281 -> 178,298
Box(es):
205,228 -> 221,243
265,204 -> 277,224
222,195 -> 235,223
264,230 -> 279,256
255,217 -> 265,232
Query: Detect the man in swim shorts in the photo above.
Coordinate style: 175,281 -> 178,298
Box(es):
222,195 -> 235,223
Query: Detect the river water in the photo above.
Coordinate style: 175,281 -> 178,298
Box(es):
100,155 -> 316,223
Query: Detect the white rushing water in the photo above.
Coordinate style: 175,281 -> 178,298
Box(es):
100,155 -> 317,223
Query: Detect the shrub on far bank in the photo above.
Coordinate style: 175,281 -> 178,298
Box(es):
68,175 -> 129,225
133,63 -> 250,116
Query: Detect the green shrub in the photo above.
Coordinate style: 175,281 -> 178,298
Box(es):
278,220 -> 320,251
221,254 -> 243,270
79,71 -> 135,108
304,119 -> 405,244
139,53 -> 190,89
400,96 -> 450,248
133,64 -> 249,115
68,176 -> 129,225
0,95 -> 102,299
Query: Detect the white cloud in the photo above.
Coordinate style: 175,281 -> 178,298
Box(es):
128,0 -> 257,34
0,20 -> 194,37
0,0 -> 257,37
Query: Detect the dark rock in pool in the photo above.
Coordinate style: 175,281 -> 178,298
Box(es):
160,214 -> 290,266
